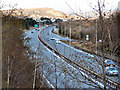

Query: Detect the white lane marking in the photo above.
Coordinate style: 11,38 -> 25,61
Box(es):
43,75 -> 55,88
38,34 -> 104,88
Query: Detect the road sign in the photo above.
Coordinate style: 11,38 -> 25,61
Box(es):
34,24 -> 38,27
86,35 -> 89,40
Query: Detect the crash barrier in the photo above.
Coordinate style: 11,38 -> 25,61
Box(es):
38,26 -> 119,89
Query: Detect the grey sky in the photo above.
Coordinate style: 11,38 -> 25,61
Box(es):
1,0 -> 120,13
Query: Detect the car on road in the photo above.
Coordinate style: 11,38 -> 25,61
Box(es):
79,41 -> 84,43
46,38 -> 50,41
35,28 -> 39,31
51,37 -> 55,40
104,59 -> 115,67
105,66 -> 118,76
56,40 -> 60,44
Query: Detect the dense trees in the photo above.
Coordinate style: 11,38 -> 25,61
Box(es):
57,13 -> 119,56
2,15 -> 43,88
2,15 -> 31,88
40,17 -> 52,25
24,17 -> 37,30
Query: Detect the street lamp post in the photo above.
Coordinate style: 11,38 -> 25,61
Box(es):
69,22 -> 71,58
96,19 -> 98,54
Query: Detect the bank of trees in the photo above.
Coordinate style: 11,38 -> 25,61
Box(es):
40,17 -> 52,25
2,11 -> 46,88
24,17 -> 37,30
57,0 -> 119,89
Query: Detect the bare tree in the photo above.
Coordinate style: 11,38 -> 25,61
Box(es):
33,44 -> 40,89
2,5 -> 37,88
55,0 -> 119,89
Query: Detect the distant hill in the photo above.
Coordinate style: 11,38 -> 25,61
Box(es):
2,7 -> 68,19
21,8 -> 67,19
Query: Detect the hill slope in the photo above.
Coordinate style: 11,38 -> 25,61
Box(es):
22,8 -> 66,18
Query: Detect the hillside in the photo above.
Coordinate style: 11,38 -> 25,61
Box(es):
2,8 -> 68,19
22,8 -> 66,19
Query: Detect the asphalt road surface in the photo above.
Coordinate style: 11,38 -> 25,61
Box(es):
24,25 -> 118,88
41,26 -> 118,81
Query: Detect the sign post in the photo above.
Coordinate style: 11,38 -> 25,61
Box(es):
86,35 -> 89,41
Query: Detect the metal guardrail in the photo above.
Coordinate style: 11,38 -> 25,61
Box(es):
38,26 -> 119,89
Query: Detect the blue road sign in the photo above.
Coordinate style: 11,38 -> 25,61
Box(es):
34,24 -> 38,27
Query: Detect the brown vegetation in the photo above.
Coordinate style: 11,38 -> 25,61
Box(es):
2,15 -> 47,88
58,15 -> 119,56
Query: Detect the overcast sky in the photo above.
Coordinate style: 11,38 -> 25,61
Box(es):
1,0 -> 120,13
